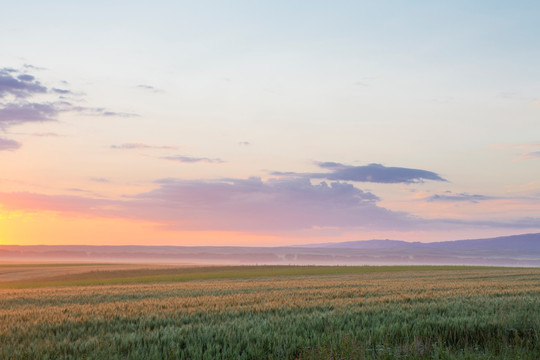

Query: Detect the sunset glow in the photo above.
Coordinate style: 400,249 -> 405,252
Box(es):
1,1 -> 540,246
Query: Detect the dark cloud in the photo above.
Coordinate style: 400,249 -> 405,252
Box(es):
161,155 -> 225,164
0,68 -> 47,98
0,103 -> 58,129
111,142 -> 177,150
274,162 -> 446,184
426,192 -> 495,203
0,137 -> 21,151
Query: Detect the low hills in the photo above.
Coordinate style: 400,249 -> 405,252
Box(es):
1,233 -> 539,266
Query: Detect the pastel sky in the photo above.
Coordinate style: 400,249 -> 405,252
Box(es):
1,1 -> 540,246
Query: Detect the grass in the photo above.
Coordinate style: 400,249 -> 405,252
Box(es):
0,265 -> 538,359
0,264 -> 505,288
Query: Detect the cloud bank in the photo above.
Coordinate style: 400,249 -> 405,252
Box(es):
0,177 -> 415,233
1,176 -> 539,235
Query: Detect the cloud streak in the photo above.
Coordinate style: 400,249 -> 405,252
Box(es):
274,162 -> 446,184
161,155 -> 225,164
519,151 -> 540,160
136,84 -> 163,93
425,192 -> 496,203
111,142 -> 178,150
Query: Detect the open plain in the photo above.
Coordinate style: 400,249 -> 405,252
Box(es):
0,264 -> 539,359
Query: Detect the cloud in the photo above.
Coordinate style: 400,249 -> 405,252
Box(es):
161,155 -> 225,164
90,177 -> 110,183
493,142 -> 540,150
0,65 -> 138,152
0,192 -> 112,216
425,192 -> 495,203
52,88 -> 73,95
0,137 -> 21,151
2,176 -> 540,234
0,177 -> 412,232
32,132 -> 60,137
493,142 -> 540,161
0,102 -> 58,130
519,151 -> 540,160
23,64 -> 46,71
111,142 -> 177,150
0,68 -> 47,98
135,84 -> 163,93
274,162 -> 446,184
101,111 -> 138,117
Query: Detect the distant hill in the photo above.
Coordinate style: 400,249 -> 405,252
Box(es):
298,233 -> 540,251
1,233 -> 539,266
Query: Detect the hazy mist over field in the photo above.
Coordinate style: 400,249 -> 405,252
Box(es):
2,233 -> 539,266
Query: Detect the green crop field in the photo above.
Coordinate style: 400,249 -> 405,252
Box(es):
0,265 -> 539,359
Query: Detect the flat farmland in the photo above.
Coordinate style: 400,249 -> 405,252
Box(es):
0,265 -> 538,359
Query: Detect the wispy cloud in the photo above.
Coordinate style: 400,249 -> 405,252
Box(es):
493,142 -> 540,150
0,137 -> 21,151
494,142 -> 540,161
32,132 -> 60,137
135,84 -> 163,93
161,155 -> 225,164
111,142 -> 178,150
519,151 -> 540,160
89,177 -> 110,183
0,65 -> 140,151
425,191 -> 496,203
52,88 -> 73,95
274,162 -> 446,184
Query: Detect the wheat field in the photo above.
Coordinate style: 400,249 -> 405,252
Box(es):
0,265 -> 538,359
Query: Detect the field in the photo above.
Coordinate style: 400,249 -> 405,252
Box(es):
0,265 -> 539,359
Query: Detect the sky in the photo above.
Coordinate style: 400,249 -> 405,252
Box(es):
1,0 -> 540,246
